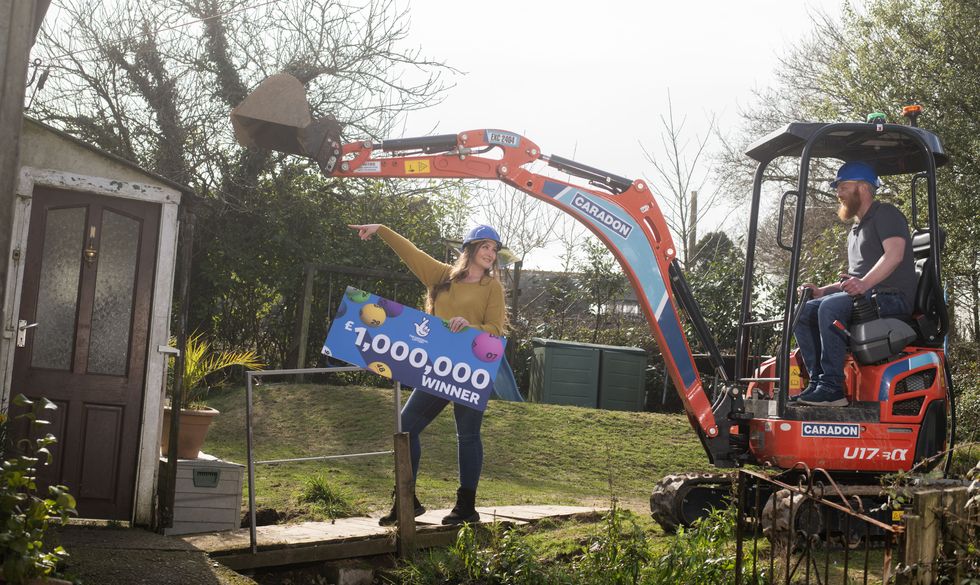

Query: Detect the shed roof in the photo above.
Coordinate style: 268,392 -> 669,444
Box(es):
21,117 -> 200,202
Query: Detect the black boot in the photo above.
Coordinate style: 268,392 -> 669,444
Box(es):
379,490 -> 425,526
441,487 -> 480,525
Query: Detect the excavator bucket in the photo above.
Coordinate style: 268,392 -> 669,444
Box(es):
231,73 -> 311,154
230,73 -> 343,173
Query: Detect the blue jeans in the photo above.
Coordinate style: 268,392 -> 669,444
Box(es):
794,291 -> 909,391
400,390 -> 484,490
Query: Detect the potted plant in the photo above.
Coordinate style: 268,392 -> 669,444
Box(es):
162,332 -> 264,460
0,395 -> 76,584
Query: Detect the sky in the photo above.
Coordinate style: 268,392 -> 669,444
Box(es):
397,0 -> 845,269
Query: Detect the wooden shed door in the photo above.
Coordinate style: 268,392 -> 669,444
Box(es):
12,187 -> 160,520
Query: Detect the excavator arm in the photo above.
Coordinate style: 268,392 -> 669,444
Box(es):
232,73 -> 743,465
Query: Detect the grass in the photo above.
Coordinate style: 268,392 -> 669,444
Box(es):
203,382 -> 712,521
202,382 -> 903,583
299,474 -> 365,519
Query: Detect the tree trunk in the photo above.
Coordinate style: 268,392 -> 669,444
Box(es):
972,253 -> 979,343
947,281 -> 957,344
689,190 -> 698,262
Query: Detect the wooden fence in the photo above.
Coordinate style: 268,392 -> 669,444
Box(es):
897,486 -> 975,584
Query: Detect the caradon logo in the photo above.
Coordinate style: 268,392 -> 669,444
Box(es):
571,193 -> 632,238
801,423 -> 860,438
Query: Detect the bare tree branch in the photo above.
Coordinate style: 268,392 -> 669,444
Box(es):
33,0 -> 454,208
640,90 -> 722,264
475,183 -> 561,264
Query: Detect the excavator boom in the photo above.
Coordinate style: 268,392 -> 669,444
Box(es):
231,74 -> 957,534
232,73 -> 737,463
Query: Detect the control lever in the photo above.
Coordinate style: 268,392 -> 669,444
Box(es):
788,286 -> 813,334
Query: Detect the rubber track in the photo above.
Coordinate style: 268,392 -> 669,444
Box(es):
649,472 -> 733,533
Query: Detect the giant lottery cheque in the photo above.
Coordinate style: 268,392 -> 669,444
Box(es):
322,287 -> 507,412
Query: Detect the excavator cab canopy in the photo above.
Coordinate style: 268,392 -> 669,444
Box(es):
744,122 -> 947,175
736,117 -> 949,420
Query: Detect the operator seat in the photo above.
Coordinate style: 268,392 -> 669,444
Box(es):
910,228 -> 947,347
846,228 -> 946,364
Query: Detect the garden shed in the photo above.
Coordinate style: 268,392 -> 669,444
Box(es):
0,118 -> 189,525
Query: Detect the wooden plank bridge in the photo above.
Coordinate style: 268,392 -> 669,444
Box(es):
181,504 -> 605,571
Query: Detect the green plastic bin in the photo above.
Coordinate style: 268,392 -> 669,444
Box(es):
529,338 -> 647,411
529,338 -> 600,407
598,346 -> 648,411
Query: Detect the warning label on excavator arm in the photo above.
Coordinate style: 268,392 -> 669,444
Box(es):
405,160 -> 431,174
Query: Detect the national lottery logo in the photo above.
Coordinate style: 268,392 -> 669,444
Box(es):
571,193 -> 632,238
801,423 -> 860,438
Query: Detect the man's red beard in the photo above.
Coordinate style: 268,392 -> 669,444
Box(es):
837,193 -> 861,221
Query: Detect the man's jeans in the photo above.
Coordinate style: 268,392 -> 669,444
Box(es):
400,389 -> 484,490
794,291 -> 910,391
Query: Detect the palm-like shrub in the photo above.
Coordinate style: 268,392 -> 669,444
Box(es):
172,332 -> 265,409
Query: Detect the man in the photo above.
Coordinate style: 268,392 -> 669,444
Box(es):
793,161 -> 916,406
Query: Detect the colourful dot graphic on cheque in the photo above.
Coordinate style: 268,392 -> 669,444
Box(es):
360,303 -> 386,327
472,332 -> 504,362
346,288 -> 370,303
367,361 -> 392,378
378,298 -> 404,317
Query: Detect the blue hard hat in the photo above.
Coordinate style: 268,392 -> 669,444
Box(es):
830,161 -> 880,189
462,225 -> 502,249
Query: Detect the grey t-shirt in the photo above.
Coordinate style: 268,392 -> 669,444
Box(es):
847,200 -> 916,309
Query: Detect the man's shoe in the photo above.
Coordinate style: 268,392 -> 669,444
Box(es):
789,382 -> 819,403
798,385 -> 848,407
379,493 -> 426,526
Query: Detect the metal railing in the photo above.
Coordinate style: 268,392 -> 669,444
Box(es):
735,467 -> 900,585
244,366 -> 403,553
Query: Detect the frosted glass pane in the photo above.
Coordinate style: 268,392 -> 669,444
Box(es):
32,208 -> 85,370
88,211 -> 140,376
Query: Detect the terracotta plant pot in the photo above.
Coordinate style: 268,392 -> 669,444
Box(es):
161,406 -> 220,460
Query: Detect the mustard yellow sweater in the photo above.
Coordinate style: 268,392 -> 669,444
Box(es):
378,226 -> 505,336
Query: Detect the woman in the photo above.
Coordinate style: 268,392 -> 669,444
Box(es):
349,223 -> 507,525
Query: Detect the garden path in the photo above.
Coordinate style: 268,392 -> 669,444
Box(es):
182,505 -> 604,571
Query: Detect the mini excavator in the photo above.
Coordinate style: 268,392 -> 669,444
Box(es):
232,75 -> 954,532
